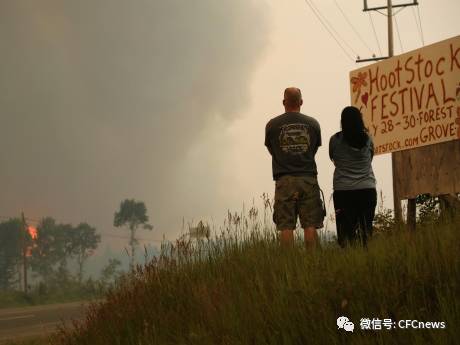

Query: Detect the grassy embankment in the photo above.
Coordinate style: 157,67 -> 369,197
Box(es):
30,210 -> 460,345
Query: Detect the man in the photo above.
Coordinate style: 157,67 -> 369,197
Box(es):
265,87 -> 324,247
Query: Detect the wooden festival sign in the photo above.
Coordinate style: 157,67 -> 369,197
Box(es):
350,36 -> 460,200
350,35 -> 460,155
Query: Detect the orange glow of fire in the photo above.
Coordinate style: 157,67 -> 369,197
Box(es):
26,226 -> 38,257
28,226 -> 38,240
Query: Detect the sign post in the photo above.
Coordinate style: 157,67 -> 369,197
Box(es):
350,35 -> 460,227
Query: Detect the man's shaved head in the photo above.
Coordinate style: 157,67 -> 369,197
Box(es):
283,87 -> 303,109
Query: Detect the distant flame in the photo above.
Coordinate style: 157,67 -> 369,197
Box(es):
26,226 -> 38,257
28,226 -> 38,240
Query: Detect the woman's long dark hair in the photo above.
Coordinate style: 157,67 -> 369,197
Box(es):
341,106 -> 368,149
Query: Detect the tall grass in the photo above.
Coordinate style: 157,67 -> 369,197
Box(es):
49,207 -> 459,345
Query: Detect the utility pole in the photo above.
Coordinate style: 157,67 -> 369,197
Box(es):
387,0 -> 394,59
21,212 -> 28,294
386,0 -> 403,223
360,0 -> 419,224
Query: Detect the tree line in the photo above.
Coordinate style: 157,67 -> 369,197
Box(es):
0,198 -> 152,292
0,216 -> 100,290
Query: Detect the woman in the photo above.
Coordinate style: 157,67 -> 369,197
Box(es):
329,106 -> 377,247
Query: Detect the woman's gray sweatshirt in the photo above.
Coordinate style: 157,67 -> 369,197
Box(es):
329,132 -> 376,191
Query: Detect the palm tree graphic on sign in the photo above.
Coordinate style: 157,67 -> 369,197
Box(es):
351,71 -> 368,104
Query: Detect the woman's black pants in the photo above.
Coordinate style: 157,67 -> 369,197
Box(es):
333,188 -> 377,247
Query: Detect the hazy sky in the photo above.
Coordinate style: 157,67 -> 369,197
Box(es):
1,1 -> 459,245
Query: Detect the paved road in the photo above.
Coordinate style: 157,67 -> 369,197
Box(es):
0,301 -> 91,342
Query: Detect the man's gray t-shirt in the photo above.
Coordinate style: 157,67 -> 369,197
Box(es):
265,112 -> 321,180
329,132 -> 376,191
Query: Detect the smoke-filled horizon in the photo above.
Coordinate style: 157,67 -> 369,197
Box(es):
0,0 -> 270,240
2,0 -> 459,248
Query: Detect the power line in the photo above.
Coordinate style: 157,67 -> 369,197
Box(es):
416,4 -> 425,45
376,6 -> 405,17
359,1 -> 420,63
98,232 -> 167,243
368,12 -> 382,56
394,14 -> 404,53
308,0 -> 359,57
411,7 -> 423,46
302,0 -> 355,61
393,7 -> 406,16
333,0 -> 373,55
411,7 -> 422,45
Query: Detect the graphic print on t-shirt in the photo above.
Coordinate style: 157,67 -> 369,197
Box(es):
279,123 -> 311,154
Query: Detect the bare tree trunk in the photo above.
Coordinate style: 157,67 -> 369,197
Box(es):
78,255 -> 84,284
129,227 -> 136,270
17,263 -> 22,290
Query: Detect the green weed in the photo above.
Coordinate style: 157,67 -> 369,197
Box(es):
49,208 -> 459,345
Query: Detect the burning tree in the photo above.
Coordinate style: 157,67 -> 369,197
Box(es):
29,217 -> 70,285
30,218 -> 100,286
